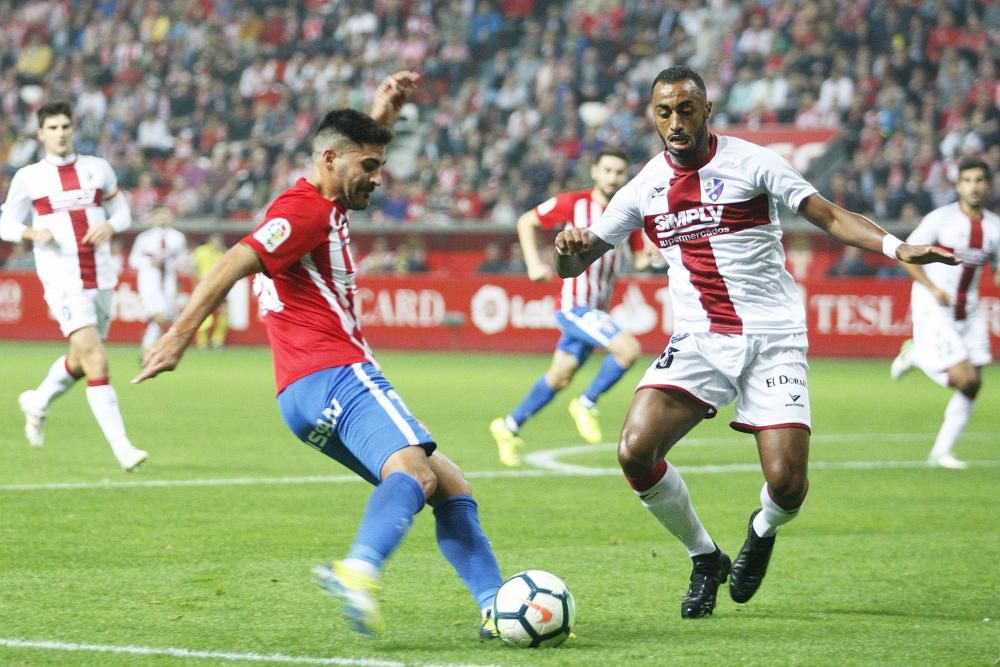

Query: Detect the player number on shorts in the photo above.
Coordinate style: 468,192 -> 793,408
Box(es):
655,346 -> 679,369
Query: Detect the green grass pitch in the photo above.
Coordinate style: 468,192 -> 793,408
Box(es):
0,341 -> 997,666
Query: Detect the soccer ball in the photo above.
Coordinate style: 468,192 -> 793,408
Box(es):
492,570 -> 575,648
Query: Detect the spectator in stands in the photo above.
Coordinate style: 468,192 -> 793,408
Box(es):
2,242 -> 35,270
357,237 -> 398,275
477,242 -> 508,274
826,246 -> 877,278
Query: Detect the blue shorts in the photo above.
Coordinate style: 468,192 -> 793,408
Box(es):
277,363 -> 436,485
554,306 -> 622,364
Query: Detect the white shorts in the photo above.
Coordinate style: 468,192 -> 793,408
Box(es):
137,271 -> 177,320
43,286 -> 114,339
637,331 -> 811,433
912,308 -> 991,385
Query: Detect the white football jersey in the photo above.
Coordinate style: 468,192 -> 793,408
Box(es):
906,202 -> 1000,321
594,135 -> 817,334
129,226 -> 188,286
0,154 -> 123,290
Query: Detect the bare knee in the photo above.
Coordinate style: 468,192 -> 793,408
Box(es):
954,377 -> 981,398
764,466 -> 808,509
610,335 -> 641,368
617,427 -> 660,479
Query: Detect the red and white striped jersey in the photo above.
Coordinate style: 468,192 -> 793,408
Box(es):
906,202 -> 1000,321
594,135 -> 817,335
0,154 -> 123,290
535,190 -> 643,312
242,178 -> 374,393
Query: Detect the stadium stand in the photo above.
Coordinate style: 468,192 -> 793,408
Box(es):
1,0 -> 997,236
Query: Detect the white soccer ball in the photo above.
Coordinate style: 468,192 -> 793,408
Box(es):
492,570 -> 575,648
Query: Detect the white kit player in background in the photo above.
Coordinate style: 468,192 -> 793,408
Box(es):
0,101 -> 147,471
553,66 -> 957,620
489,148 -> 651,466
890,156 -> 999,469
129,206 -> 188,354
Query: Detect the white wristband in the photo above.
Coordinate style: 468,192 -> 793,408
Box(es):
881,235 -> 903,259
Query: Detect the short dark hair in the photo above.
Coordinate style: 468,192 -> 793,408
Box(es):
37,101 -> 74,126
957,155 -> 990,180
651,66 -> 707,95
313,109 -> 393,152
596,147 -> 628,164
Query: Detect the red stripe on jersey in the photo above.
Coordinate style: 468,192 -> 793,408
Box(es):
58,164 -> 98,288
668,170 -> 743,333
32,196 -> 54,215
954,217 -> 983,320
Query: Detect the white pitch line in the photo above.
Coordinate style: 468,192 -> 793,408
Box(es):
0,638 -> 498,667
0,432 -> 997,492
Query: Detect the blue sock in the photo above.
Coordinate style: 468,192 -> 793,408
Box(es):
510,376 -> 557,428
346,472 -> 426,569
434,496 -> 503,610
583,356 -> 628,404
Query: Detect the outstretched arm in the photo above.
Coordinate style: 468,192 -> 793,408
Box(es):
370,70 -> 420,128
516,209 -> 553,281
798,193 -> 958,265
553,228 -> 614,278
132,243 -> 263,383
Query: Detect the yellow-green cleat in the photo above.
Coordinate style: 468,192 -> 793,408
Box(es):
479,608 -> 500,640
569,398 -> 602,444
314,561 -> 384,638
489,418 -> 524,467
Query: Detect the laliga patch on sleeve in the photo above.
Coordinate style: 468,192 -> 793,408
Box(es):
253,217 -> 292,252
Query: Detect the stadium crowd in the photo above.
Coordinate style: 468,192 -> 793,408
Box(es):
0,0 -> 998,229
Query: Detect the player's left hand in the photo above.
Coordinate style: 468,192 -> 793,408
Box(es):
371,70 -> 420,125
82,223 -> 114,246
132,330 -> 186,383
897,243 -> 959,265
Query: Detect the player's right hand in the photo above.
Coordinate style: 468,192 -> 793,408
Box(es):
132,330 -> 186,383
931,286 -> 952,307
527,264 -> 553,281
30,228 -> 54,245
554,229 -> 594,256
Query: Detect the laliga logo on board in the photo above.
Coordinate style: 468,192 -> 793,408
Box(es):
471,285 -> 556,335
609,284 -> 658,335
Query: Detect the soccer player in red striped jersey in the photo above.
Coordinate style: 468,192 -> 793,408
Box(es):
554,66 -> 957,619
889,156 -> 999,469
490,148 -> 650,466
134,72 -> 504,640
0,101 -> 147,471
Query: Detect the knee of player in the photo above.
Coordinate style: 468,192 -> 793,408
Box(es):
610,334 -> 641,367
617,431 -> 654,477
545,371 -> 573,390
955,376 -> 981,398
767,472 -> 809,508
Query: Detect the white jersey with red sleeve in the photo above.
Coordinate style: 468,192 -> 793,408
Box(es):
905,203 -> 1000,321
535,189 -> 643,312
0,154 -> 124,291
241,178 -> 375,393
592,135 -> 817,334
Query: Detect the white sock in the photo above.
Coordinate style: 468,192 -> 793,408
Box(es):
342,557 -> 380,580
636,464 -> 715,557
504,415 -> 519,434
141,321 -> 163,353
33,355 -> 81,410
85,382 -> 136,459
577,395 -> 596,409
929,392 -> 974,460
752,483 -> 800,538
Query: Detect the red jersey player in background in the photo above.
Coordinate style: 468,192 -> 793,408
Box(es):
554,66 -> 956,620
890,156 -> 999,469
0,101 -> 147,471
490,148 -> 650,466
134,72 -> 505,640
